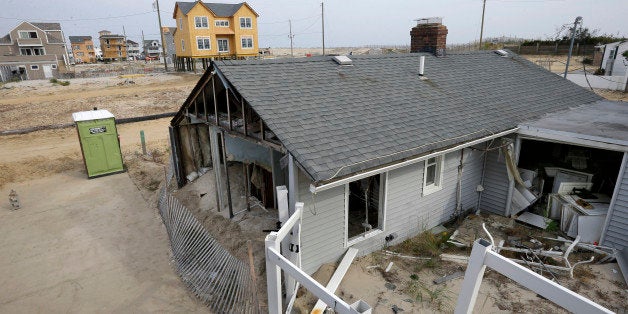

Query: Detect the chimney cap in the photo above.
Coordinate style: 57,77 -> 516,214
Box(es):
414,17 -> 443,25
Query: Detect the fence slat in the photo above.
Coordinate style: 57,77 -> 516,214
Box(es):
158,156 -> 260,313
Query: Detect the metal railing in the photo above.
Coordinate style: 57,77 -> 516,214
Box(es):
159,158 -> 260,313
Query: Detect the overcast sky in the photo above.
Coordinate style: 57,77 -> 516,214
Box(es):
1,0 -> 626,48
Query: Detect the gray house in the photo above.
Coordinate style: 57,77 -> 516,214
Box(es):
168,24 -> 628,276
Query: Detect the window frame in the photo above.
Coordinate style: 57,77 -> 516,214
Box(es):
215,20 -> 230,27
181,39 -> 185,51
239,17 -> 252,29
196,36 -> 211,50
344,172 -> 388,247
19,31 -> 38,39
194,16 -> 209,29
422,155 -> 445,196
51,64 -> 57,69
241,36 -> 253,49
30,65 -> 39,70
178,18 -> 183,30
217,38 -> 229,53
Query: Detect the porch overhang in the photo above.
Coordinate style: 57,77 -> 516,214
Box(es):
517,100 -> 628,152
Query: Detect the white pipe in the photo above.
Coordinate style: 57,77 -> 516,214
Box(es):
311,128 -> 519,193
419,56 -> 425,76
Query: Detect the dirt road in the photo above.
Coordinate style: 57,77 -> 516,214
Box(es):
0,170 -> 206,312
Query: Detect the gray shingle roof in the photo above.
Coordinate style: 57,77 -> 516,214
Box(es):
176,2 -> 244,17
69,36 -> 92,43
31,22 -> 61,30
213,52 -> 602,183
0,34 -> 10,44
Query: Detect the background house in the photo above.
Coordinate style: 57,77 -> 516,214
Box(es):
599,40 -> 628,77
168,20 -> 628,279
126,39 -> 140,60
0,21 -> 69,81
143,39 -> 162,60
69,36 -> 96,63
98,30 -> 126,61
162,26 -> 177,63
172,1 -> 259,71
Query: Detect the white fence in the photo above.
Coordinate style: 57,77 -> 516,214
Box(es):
566,73 -> 628,91
265,186 -> 372,314
455,238 -> 613,314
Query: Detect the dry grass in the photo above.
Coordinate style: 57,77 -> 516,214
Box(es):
394,231 -> 447,257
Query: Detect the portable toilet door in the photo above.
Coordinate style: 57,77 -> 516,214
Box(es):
72,109 -> 125,178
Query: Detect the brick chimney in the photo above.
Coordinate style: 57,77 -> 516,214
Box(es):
410,17 -> 448,57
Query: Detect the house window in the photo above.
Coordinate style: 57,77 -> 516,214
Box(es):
87,45 -> 93,50
51,64 -> 57,69
105,39 -> 110,45
217,38 -> 229,53
215,20 -> 229,27
73,45 -> 80,50
239,17 -> 252,29
19,31 -> 37,39
30,65 -> 39,70
196,36 -> 210,50
181,39 -> 185,51
423,155 -> 444,195
195,16 -> 209,28
346,174 -> 386,244
241,36 -> 253,49
20,48 -> 32,55
76,52 -> 84,56
34,48 -> 44,55
179,17 -> 183,30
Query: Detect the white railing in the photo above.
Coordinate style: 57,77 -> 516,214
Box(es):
265,186 -> 371,314
455,238 -> 614,314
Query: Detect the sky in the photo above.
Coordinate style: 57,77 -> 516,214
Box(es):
1,0 -> 626,48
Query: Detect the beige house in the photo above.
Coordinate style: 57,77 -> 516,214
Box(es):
0,21 -> 69,81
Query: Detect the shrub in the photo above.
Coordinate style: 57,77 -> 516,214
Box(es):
49,78 -> 58,83
582,57 -> 593,65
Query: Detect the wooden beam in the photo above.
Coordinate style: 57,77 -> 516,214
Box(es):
220,131 -> 234,218
242,99 -> 248,136
311,248 -> 359,313
226,88 -> 232,131
244,163 -> 251,211
202,85 -> 207,120
212,76 -> 219,125
260,121 -> 265,141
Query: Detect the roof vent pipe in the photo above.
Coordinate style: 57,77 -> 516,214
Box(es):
419,56 -> 425,77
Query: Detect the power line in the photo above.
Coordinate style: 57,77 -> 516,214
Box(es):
0,11 -> 155,22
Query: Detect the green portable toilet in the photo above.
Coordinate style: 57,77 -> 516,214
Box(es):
73,109 -> 125,178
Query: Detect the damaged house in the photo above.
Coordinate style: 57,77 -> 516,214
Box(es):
168,20 -> 628,278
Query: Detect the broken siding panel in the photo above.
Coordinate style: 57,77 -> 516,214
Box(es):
481,148 -> 509,215
298,170 -> 346,275
604,162 -> 628,249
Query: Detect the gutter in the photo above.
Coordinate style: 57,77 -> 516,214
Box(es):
310,127 -> 519,193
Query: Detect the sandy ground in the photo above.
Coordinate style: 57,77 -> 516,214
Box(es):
293,214 -> 628,313
0,170 -> 206,312
0,72 -> 198,131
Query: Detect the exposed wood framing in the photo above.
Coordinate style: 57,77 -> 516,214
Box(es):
220,131 -> 234,218
226,89 -> 232,131
212,77 -> 219,125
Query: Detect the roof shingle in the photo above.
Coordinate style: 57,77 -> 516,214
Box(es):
213,52 -> 602,183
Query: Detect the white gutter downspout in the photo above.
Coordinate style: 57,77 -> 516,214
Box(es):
311,128 -> 519,193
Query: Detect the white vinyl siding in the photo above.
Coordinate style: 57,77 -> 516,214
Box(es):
480,148 -> 510,215
298,148 -> 484,274
602,153 -> 628,250
423,155 -> 444,195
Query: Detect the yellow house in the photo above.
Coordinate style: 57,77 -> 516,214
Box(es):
172,1 -> 259,68
69,36 -> 96,63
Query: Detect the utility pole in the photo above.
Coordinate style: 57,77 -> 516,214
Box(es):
154,0 -> 169,71
564,16 -> 583,78
289,19 -> 294,58
142,29 -> 146,60
321,2 -> 325,55
122,25 -> 129,62
479,0 -> 486,50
